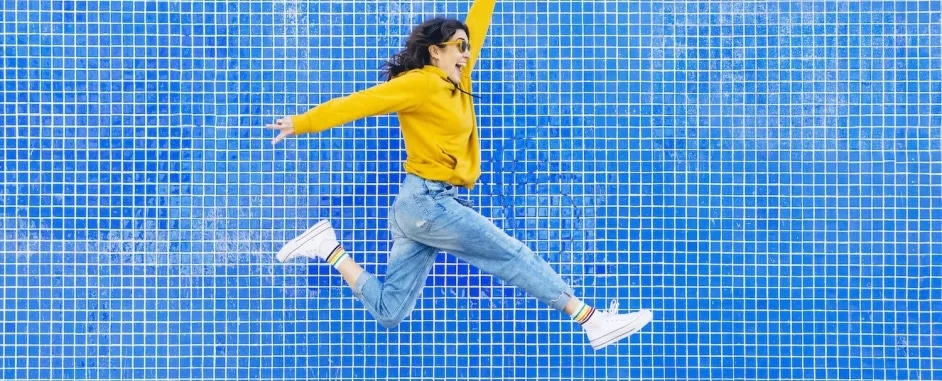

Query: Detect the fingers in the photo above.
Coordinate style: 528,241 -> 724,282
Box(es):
267,118 -> 293,145
265,118 -> 286,130
270,128 -> 291,145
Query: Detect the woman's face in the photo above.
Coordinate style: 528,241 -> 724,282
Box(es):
429,29 -> 471,84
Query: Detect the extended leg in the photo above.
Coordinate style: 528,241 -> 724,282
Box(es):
397,180 -> 654,350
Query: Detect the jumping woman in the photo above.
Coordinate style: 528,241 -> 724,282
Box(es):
266,0 -> 653,350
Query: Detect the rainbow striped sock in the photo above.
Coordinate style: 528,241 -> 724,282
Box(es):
570,302 -> 596,325
325,245 -> 348,268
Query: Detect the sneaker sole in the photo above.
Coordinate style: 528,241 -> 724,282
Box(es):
276,220 -> 332,263
590,309 -> 654,350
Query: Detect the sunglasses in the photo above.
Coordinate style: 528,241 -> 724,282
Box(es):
439,39 -> 471,53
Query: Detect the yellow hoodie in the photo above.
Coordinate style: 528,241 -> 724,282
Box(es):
290,0 -> 497,190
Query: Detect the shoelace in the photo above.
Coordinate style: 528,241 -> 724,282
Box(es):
596,300 -> 621,319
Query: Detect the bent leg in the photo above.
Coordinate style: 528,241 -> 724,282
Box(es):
352,235 -> 438,329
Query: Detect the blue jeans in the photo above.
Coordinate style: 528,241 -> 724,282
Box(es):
352,173 -> 575,328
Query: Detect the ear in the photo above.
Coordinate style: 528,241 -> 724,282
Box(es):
428,45 -> 441,61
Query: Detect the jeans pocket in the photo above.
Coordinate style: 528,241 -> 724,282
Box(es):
396,192 -> 441,235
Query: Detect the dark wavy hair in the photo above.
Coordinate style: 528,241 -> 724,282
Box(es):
380,17 -> 470,82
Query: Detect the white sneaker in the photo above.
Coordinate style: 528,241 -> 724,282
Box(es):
582,300 -> 653,350
276,220 -> 341,263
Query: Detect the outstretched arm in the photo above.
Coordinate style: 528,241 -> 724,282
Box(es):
268,72 -> 433,143
463,0 -> 497,74
292,73 -> 433,134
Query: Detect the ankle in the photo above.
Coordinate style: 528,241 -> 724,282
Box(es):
569,302 -> 597,325
326,244 -> 348,268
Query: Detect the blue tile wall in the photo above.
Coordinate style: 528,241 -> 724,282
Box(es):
2,0 -> 940,380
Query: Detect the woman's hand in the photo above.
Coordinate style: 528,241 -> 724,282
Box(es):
266,117 -> 295,145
